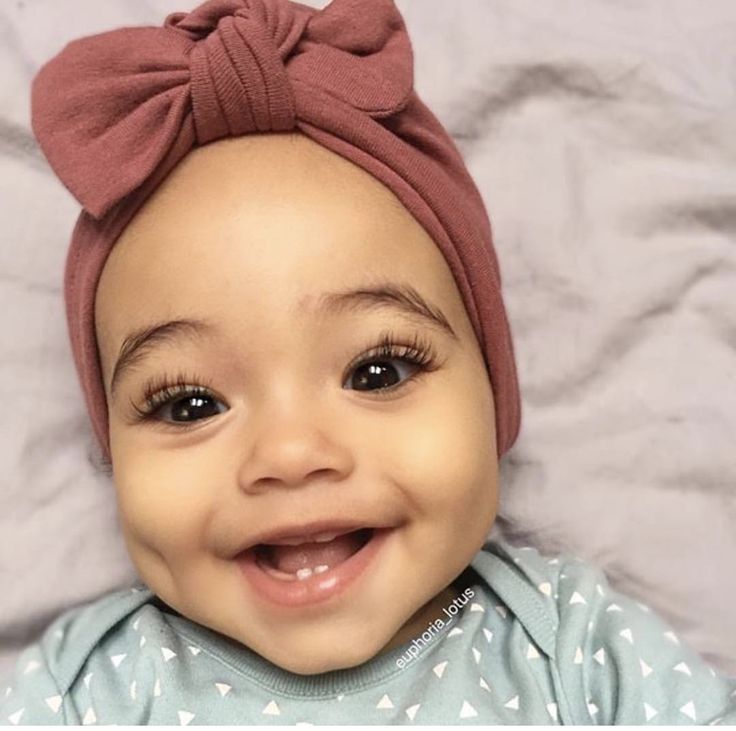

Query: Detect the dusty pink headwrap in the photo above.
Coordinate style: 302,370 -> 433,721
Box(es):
30,0 -> 521,462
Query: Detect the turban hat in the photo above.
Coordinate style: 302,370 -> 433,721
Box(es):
30,0 -> 521,462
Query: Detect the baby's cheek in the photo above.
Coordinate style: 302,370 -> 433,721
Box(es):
112,451 -> 207,556
392,384 -> 497,510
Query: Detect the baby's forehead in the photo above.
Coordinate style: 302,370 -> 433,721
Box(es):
155,132 -> 404,213
105,133 -> 448,285
95,136 -> 468,355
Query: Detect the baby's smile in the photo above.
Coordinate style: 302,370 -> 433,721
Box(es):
237,524 -> 395,607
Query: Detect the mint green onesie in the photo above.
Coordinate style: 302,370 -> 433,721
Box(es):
2,540 -> 735,725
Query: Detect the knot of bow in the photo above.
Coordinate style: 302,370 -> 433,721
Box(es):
31,0 -> 413,219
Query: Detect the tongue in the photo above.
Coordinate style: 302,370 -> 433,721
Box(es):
266,531 -> 366,574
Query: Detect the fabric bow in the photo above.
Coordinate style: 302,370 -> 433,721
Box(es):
31,0 -> 413,219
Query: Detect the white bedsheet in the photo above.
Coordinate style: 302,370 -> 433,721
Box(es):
1,0 -> 734,680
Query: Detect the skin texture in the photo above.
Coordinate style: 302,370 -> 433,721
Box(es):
94,131 -> 499,675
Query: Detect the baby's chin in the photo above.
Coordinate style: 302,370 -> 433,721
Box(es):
255,629 -> 398,676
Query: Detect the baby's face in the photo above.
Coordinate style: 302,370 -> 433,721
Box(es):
95,132 -> 499,674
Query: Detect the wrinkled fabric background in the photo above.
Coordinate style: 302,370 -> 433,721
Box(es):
1,0 -> 734,681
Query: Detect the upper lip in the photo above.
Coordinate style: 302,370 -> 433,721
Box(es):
234,520 -> 391,556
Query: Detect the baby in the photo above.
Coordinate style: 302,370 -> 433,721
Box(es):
2,0 -> 735,725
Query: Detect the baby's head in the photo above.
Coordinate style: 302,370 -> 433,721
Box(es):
31,0 -> 520,675
94,131 -> 499,673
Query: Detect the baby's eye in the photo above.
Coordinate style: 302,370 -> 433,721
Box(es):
344,356 -> 422,393
147,390 -> 226,426
130,332 -> 440,428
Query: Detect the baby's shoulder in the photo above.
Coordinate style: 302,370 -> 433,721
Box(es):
0,585 -> 156,724
471,537 -> 685,652
470,539 -> 736,725
45,585 -> 155,694
472,537 -> 646,616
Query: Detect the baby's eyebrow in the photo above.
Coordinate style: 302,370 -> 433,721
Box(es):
108,281 -> 457,399
310,282 -> 456,339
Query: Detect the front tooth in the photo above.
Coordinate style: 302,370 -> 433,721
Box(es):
295,568 -> 313,580
313,532 -> 339,543
313,564 -> 329,574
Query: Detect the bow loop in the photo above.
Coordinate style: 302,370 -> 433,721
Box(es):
288,0 -> 413,117
32,26 -> 194,219
31,0 -> 414,220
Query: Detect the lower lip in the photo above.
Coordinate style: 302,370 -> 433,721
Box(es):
237,528 -> 392,608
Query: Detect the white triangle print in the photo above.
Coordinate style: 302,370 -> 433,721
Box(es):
405,704 -> 420,721
376,694 -> 394,709
547,702 -> 558,721
154,678 -> 162,697
619,628 -> 634,644
472,647 -> 481,664
644,702 -> 658,721
82,707 -> 96,725
216,683 -> 231,697
45,695 -> 62,714
504,695 -> 519,710
538,582 -> 552,596
593,648 -> 606,665
337,694 -> 344,701
469,602 -> 485,613
83,673 -> 93,689
4,686 -> 11,698
188,646 -> 201,656
54,629 -> 64,640
459,700 -> 478,719
130,681 -> 137,700
479,677 -> 491,692
587,701 -> 599,716
663,631 -> 679,645
139,635 -> 146,648
110,653 -> 126,668
433,661 -> 448,678
588,621 -> 594,632
8,709 -> 23,725
23,660 -> 40,675
636,602 -> 651,613
569,592 -> 586,605
132,618 -> 140,631
639,658 -> 653,677
483,628 -> 493,643
262,700 -> 281,715
162,647 -> 177,662
526,643 -> 540,659
673,662 -> 692,676
574,646 -> 583,664
596,584 -> 604,597
548,558 -> 560,565
606,603 -> 622,612
448,627 -> 463,637
494,605 -> 508,618
178,710 -> 195,726
679,701 -> 696,721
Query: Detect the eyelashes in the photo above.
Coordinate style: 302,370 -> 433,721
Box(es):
127,329 -> 443,429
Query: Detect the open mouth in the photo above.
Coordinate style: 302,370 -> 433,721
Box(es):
251,527 -> 374,582
238,526 -> 392,607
